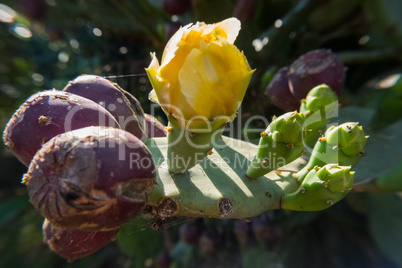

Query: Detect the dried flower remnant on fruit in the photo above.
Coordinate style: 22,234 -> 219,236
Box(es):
38,115 -> 51,126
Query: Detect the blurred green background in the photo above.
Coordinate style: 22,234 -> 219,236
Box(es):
0,0 -> 402,267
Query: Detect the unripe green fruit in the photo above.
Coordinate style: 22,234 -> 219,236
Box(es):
246,112 -> 306,179
282,164 -> 354,211
304,84 -> 338,113
325,123 -> 367,156
268,111 -> 306,145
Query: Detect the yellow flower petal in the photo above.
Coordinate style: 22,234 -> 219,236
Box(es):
161,23 -> 192,66
178,41 -> 253,121
215,17 -> 241,44
145,53 -> 171,109
146,18 -> 253,131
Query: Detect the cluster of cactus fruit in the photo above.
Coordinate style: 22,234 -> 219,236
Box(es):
2,48 -> 368,261
3,75 -> 167,261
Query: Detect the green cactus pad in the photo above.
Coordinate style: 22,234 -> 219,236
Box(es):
146,136 -> 305,219
282,164 -> 354,211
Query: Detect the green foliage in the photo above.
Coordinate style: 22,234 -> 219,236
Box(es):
367,193 -> 402,266
116,218 -> 164,267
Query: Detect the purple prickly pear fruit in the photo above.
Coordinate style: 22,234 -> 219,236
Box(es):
289,49 -> 345,100
23,126 -> 156,231
145,114 -> 167,138
166,21 -> 183,41
63,75 -> 147,141
3,90 -> 119,166
233,0 -> 257,22
179,219 -> 204,245
163,0 -> 192,15
234,220 -> 251,246
42,219 -> 119,261
265,66 -> 300,112
198,229 -> 219,260
154,250 -> 172,268
251,213 -> 282,243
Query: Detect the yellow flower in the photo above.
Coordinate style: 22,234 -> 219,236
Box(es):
146,18 -> 254,131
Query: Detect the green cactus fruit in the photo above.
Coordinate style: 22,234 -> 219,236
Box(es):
297,122 -> 367,182
325,123 -> 367,156
282,164 -> 354,211
304,84 -> 338,113
300,84 -> 339,148
269,111 -> 306,145
246,112 -> 306,179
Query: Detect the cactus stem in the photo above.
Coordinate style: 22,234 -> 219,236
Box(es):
166,119 -> 224,173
